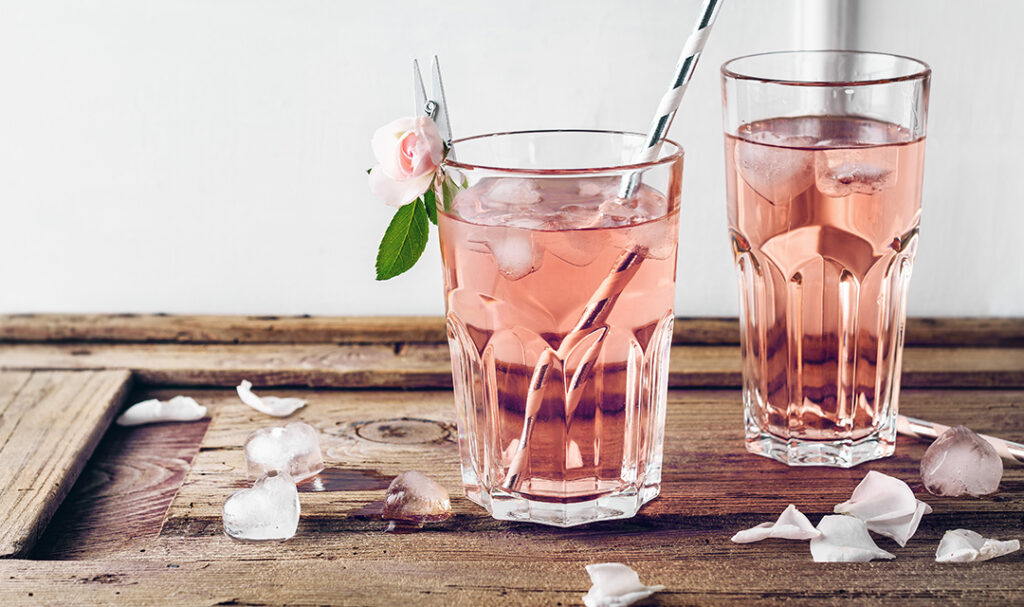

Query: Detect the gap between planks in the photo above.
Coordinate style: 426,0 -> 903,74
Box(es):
3,314 -> 1024,346
1,343 -> 1023,389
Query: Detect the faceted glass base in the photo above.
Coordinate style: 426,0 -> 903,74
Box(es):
464,482 -> 661,528
745,416 -> 896,468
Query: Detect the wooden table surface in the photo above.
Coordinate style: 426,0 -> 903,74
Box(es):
0,315 -> 1022,606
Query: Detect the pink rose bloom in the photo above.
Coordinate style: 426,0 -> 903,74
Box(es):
369,116 -> 444,207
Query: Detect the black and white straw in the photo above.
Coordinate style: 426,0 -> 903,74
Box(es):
619,0 -> 725,198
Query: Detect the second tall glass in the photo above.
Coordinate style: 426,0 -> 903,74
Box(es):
722,51 -> 930,467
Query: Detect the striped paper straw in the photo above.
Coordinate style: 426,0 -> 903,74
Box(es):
898,415 -> 1024,464
501,1 -> 728,493
501,251 -> 644,491
619,0 -> 725,198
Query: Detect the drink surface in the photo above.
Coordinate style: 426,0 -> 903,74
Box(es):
438,176 -> 679,502
726,115 -> 925,443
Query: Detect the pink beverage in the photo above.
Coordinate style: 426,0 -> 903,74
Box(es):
726,115 -> 925,463
438,168 -> 680,526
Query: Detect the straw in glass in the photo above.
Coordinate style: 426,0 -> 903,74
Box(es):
619,0 -> 725,198
501,0 -> 725,493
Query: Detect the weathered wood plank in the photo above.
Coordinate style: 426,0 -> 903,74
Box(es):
1,343 -> 1023,389
33,417 -> 210,560
0,314 -> 448,345
20,386 -> 1024,604
3,314 -> 1023,346
1,553 -> 1023,606
157,388 -> 1024,539
0,370 -> 131,557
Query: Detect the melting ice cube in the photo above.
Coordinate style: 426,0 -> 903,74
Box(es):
920,425 -> 1003,496
380,471 -> 452,523
222,471 -> 300,541
487,178 -> 542,206
244,422 -> 324,482
734,135 -> 816,204
627,219 -> 676,261
814,148 -> 898,197
546,226 -> 605,267
485,228 -> 541,280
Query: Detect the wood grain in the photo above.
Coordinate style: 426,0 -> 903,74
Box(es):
2,553 -> 1023,606
23,386 -> 1023,605
33,417 -> 210,559
3,313 -> 1024,346
0,370 -> 131,557
2,342 -> 1023,389
159,388 -> 1024,537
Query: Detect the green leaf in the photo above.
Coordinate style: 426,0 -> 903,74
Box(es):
422,188 -> 437,225
366,167 -> 372,175
441,172 -> 461,212
375,200 -> 430,280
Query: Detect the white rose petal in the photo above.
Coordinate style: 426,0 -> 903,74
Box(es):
810,515 -> 896,563
582,563 -> 665,607
371,116 -> 417,178
369,166 -> 434,208
731,504 -> 822,543
936,529 -> 1021,563
236,379 -> 306,417
116,395 -> 207,426
833,470 -> 931,546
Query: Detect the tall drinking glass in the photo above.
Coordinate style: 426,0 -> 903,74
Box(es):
436,130 -> 683,526
721,51 -> 930,467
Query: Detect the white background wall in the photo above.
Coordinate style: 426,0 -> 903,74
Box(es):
1,0 -> 1021,316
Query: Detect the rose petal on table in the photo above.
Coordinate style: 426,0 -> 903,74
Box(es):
582,563 -> 665,607
810,515 -> 896,563
731,504 -> 821,543
834,471 -> 919,522
236,379 -> 306,417
867,499 -> 932,547
115,396 -> 207,426
833,470 -> 931,546
936,529 -> 1021,563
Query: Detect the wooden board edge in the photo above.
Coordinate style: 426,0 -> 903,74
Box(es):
3,314 -> 1024,347
0,370 -> 133,558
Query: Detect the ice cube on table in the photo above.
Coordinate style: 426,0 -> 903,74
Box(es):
381,471 -> 452,523
244,422 -> 324,482
921,425 -> 1003,496
222,471 -> 300,541
734,135 -> 815,204
814,148 -> 898,197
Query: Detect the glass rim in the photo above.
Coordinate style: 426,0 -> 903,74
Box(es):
721,50 -> 931,87
443,129 -> 684,175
